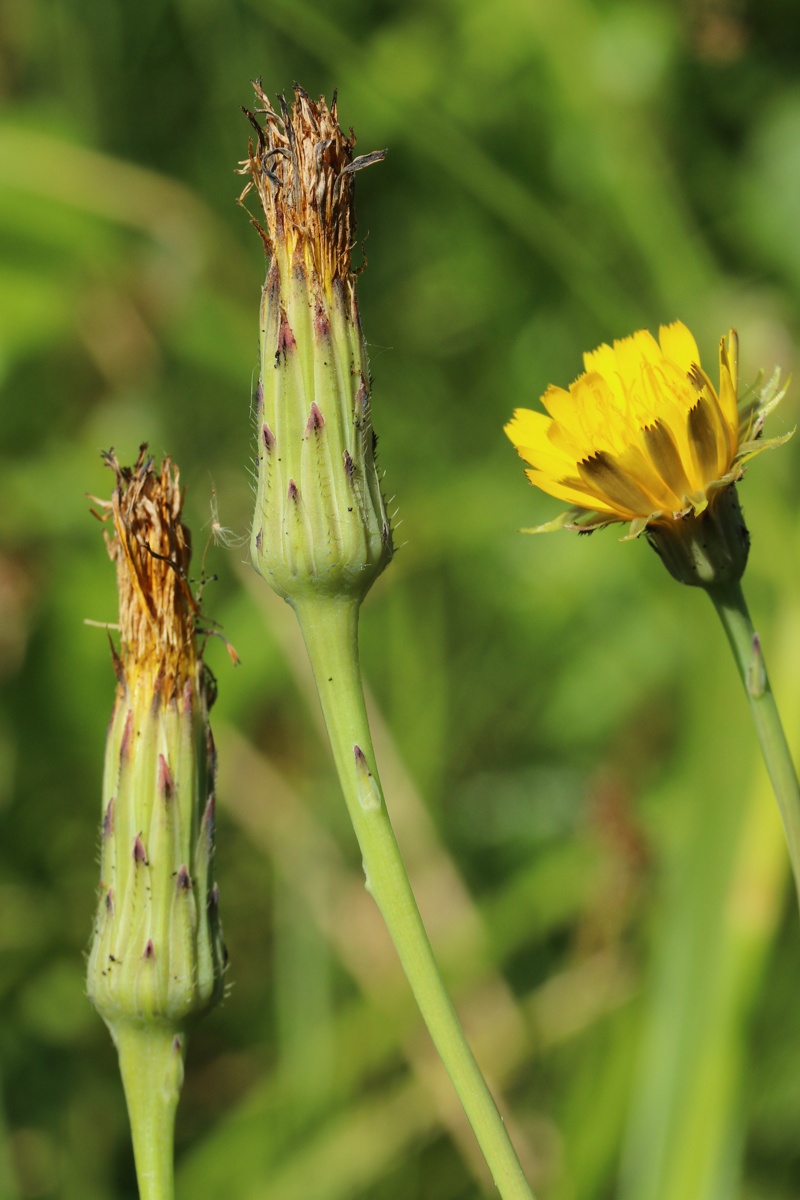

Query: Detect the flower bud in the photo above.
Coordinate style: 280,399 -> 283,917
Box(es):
238,83 -> 392,603
86,448 -> 225,1031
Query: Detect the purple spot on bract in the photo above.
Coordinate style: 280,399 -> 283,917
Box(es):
255,527 -> 263,550
314,302 -> 331,338
277,310 -> 296,357
343,450 -> 355,479
103,797 -> 115,838
262,423 -> 275,452
354,745 -> 367,766
158,754 -> 174,799
306,402 -> 325,434
105,888 -> 114,913
133,835 -> 147,864
120,710 -> 134,760
203,793 -> 216,834
288,479 -> 299,501
177,865 -> 191,891
144,939 -> 155,960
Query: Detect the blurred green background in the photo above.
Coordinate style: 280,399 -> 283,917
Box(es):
2,0 -> 800,1197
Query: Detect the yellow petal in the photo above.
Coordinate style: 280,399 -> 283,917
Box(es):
578,451 -> 662,517
569,372 -> 624,453
717,333 -> 739,452
582,340 -> 618,382
612,330 -> 662,394
517,444 -> 577,477
523,468 -> 620,516
689,364 -> 733,476
505,408 -> 576,477
540,384 -> 583,432
504,407 -> 553,449
640,420 -> 692,506
687,395 -> 724,485
658,321 -> 701,376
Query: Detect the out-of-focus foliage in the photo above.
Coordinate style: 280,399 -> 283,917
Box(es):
2,0 -> 800,1197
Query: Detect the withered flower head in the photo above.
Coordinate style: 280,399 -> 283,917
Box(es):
238,81 -> 385,289
101,446 -> 197,694
239,83 -> 392,603
87,446 -> 224,1032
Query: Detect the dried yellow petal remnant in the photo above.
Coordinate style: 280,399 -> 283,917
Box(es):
98,445 -> 197,695
238,81 -> 386,288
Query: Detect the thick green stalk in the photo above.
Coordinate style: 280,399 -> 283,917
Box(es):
708,580 -> 800,909
291,594 -> 535,1200
113,1022 -> 184,1200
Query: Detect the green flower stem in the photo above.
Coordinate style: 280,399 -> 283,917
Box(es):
291,594 -> 535,1200
708,579 -> 800,910
113,1021 -> 184,1200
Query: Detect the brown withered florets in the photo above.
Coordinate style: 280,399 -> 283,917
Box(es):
237,81 -> 386,285
95,446 -> 197,693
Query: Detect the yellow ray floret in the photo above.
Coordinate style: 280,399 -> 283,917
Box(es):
504,321 -> 790,537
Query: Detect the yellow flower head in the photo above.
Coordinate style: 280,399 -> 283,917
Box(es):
505,322 -> 789,540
